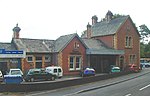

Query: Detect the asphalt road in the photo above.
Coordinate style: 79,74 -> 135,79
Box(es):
24,68 -> 150,96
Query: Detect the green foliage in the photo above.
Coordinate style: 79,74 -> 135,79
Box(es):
139,24 -> 150,43
140,42 -> 150,58
112,14 -> 125,19
139,24 -> 150,57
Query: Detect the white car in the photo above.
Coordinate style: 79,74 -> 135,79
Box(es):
0,70 -> 3,82
8,69 -> 23,76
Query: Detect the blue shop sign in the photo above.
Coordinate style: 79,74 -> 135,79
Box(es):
0,49 -> 23,54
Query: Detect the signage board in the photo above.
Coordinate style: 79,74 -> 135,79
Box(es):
0,49 -> 25,58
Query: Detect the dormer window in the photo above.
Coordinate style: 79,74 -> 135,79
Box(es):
74,42 -> 79,49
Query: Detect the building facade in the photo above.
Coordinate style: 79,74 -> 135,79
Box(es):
0,11 -> 140,75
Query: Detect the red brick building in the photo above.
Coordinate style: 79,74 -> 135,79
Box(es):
82,11 -> 140,72
0,11 -> 140,75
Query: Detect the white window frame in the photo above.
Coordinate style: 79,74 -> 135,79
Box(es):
75,56 -> 81,70
27,55 -> 33,62
69,56 -> 82,71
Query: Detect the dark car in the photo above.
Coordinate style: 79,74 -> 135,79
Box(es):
80,67 -> 95,77
24,68 -> 56,82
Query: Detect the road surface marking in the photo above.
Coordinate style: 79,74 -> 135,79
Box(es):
139,84 -> 150,91
125,94 -> 131,96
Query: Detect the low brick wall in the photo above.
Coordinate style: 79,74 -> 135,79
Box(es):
0,71 -> 131,92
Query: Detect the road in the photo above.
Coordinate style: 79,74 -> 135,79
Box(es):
24,68 -> 150,96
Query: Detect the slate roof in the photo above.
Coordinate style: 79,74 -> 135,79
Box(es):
92,16 -> 129,37
82,39 -> 124,55
81,16 -> 129,38
53,33 -> 84,52
12,33 -> 85,53
0,42 -> 16,50
13,38 -> 55,53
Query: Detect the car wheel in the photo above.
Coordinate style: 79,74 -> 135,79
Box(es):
51,76 -> 55,81
30,78 -> 34,82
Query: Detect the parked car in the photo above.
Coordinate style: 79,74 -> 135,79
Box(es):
0,70 -> 3,82
127,64 -> 139,72
80,67 -> 95,77
45,66 -> 63,78
4,69 -> 23,84
7,69 -> 23,76
110,66 -> 121,73
24,68 -> 56,82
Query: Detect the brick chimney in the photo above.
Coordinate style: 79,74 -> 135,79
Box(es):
87,22 -> 92,38
92,15 -> 98,25
12,23 -> 21,39
105,10 -> 113,22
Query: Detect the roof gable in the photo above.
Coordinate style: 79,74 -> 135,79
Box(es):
54,33 -> 87,52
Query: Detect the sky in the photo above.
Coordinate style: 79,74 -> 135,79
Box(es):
0,0 -> 150,42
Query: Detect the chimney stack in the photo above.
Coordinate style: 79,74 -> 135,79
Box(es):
105,10 -> 113,22
92,15 -> 98,25
87,22 -> 92,38
12,23 -> 21,39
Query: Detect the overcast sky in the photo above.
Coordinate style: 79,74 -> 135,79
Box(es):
0,0 -> 149,42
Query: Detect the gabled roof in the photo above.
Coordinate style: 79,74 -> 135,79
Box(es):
13,38 -> 55,53
91,16 -> 129,37
82,38 -> 124,55
0,42 -> 16,50
54,33 -> 87,52
12,33 -> 87,53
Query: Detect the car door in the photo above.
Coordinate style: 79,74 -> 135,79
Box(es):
58,68 -> 63,77
40,70 -> 47,80
33,70 -> 40,80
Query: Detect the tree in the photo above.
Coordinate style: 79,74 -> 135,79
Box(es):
139,24 -> 150,57
139,24 -> 150,43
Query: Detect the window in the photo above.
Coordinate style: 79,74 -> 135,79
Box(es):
58,69 -> 62,72
125,36 -> 132,48
70,56 -> 74,70
69,56 -> 82,70
76,56 -> 81,70
74,42 -> 79,49
45,55 -> 51,62
129,55 -> 136,64
54,69 -> 57,73
36,56 -> 42,61
27,56 -> 33,62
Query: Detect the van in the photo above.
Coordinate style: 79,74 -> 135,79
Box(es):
45,66 -> 63,78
